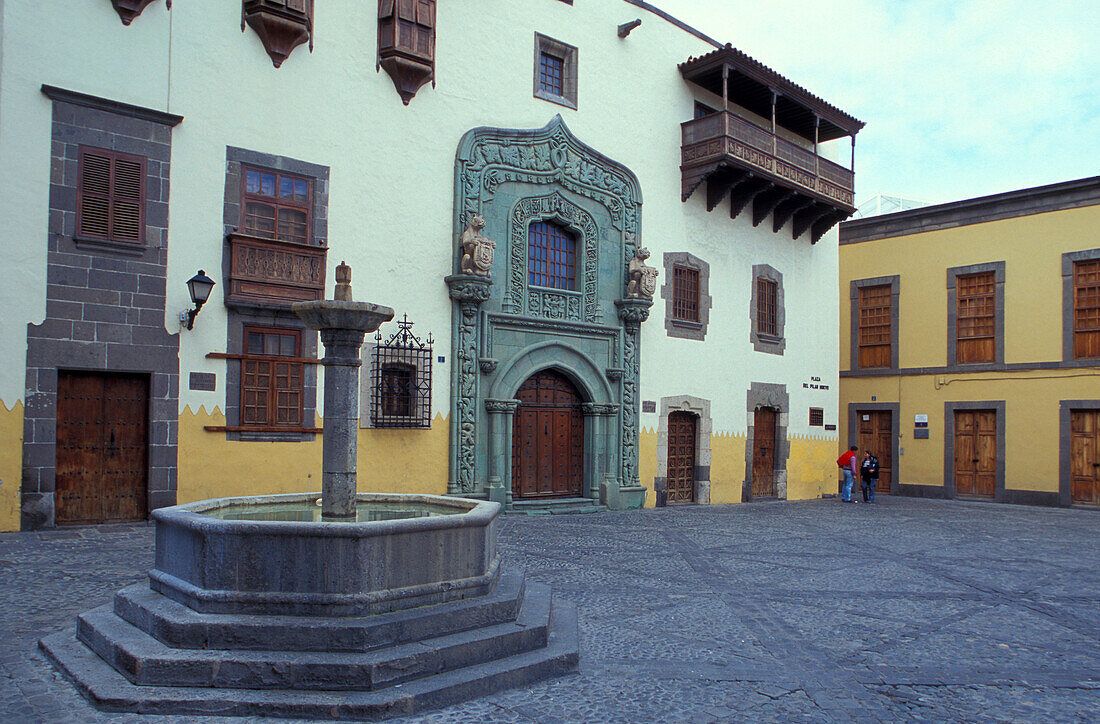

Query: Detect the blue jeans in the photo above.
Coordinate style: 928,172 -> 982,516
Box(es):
861,478 -> 877,502
841,469 -> 854,501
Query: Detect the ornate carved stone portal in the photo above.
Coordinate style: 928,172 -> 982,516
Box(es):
449,116 -> 650,510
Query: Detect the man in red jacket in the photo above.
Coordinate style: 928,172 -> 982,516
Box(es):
837,445 -> 859,503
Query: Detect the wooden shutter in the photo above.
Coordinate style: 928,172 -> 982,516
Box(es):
78,148 -> 145,243
757,277 -> 777,335
956,272 -> 995,363
1074,260 -> 1100,359
241,327 -> 303,428
857,284 -> 892,368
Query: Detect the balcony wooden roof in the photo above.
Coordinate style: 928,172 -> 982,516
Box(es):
679,45 -> 864,143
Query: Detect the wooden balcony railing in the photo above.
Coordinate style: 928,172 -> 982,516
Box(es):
681,111 -> 855,210
226,232 -> 326,308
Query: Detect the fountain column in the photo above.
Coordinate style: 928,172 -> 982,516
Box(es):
294,262 -> 394,520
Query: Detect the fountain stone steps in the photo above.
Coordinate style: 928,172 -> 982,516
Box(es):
114,568 -> 526,653
76,582 -> 554,692
40,599 -> 578,720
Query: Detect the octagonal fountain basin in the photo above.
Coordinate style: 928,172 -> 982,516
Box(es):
149,493 -> 500,617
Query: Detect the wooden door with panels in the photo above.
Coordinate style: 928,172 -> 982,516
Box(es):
667,411 -> 697,503
1070,410 -> 1100,505
751,407 -> 777,497
55,371 -> 149,525
953,409 -> 996,498
856,410 -> 892,493
511,370 -> 584,499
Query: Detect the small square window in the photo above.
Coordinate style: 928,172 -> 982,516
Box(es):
809,408 -> 824,427
533,33 -> 578,109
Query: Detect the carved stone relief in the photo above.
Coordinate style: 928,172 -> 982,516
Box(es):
459,214 -> 495,278
451,117 -> 647,508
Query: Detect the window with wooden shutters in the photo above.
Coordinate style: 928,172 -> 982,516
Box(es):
857,284 -> 892,368
956,271 -> 996,363
673,265 -> 700,322
377,0 -> 436,105
528,221 -> 576,291
1075,259 -> 1100,359
757,277 -> 778,336
77,147 -> 145,244
380,364 -> 415,418
241,167 -> 311,245
241,327 -> 303,427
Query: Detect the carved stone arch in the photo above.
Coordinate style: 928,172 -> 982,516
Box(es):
509,192 -> 600,322
454,115 -> 643,270
490,341 -> 613,405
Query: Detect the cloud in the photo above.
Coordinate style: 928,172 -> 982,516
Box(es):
654,0 -> 1100,203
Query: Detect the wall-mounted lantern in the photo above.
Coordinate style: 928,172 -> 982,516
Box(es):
182,270 -> 215,330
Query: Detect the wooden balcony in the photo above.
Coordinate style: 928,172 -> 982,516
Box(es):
678,44 -> 864,244
225,233 -> 326,309
682,111 -> 855,243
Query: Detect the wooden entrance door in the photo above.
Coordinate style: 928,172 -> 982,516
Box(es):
56,371 -> 149,525
511,370 -> 584,499
1070,410 -> 1100,505
954,409 -> 996,498
856,410 -> 892,493
667,412 -> 696,503
751,407 -> 777,497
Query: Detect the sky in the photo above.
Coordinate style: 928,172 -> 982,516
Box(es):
651,0 -> 1100,207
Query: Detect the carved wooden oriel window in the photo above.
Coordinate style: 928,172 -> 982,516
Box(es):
242,167 -> 311,244
241,326 -> 304,428
77,147 -> 145,244
1074,259 -> 1100,359
528,221 -> 576,291
111,0 -> 160,26
371,315 -> 433,428
377,0 -> 436,105
242,0 -> 314,68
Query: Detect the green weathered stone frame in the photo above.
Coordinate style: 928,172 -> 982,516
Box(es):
449,116 -> 647,510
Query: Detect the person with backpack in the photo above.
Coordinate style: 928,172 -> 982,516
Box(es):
837,445 -> 858,503
860,451 -> 880,503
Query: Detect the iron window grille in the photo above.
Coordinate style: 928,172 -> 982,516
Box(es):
371,314 -> 433,428
672,265 -> 700,322
809,407 -> 824,427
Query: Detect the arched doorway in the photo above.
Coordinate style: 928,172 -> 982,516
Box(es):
512,369 -> 584,499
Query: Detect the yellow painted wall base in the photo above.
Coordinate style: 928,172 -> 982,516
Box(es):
787,435 -> 837,501
640,427 -> 836,508
177,406 -> 449,504
0,400 -> 22,531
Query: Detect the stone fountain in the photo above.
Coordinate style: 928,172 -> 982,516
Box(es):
39,264 -> 578,719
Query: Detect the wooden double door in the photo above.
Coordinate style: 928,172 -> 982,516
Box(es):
55,371 -> 149,525
751,407 -> 777,498
1070,410 -> 1100,506
856,410 -> 892,493
511,370 -> 584,499
953,409 -> 997,498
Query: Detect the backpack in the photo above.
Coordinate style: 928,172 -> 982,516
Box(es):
836,452 -> 850,468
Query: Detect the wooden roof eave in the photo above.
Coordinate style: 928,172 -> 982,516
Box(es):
679,46 -> 865,140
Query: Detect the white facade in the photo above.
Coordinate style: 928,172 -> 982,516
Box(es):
0,0 -> 851,529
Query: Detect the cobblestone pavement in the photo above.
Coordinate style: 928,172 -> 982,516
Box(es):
1,497 -> 1098,723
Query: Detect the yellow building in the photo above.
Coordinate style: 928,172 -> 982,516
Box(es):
839,176 -> 1100,508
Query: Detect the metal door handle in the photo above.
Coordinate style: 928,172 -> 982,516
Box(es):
972,458 -> 979,463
